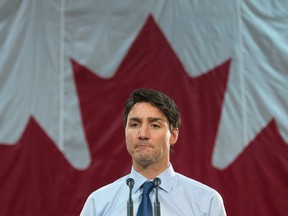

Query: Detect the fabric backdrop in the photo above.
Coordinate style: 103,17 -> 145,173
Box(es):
0,0 -> 287,215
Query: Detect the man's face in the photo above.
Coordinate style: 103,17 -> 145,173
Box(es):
125,102 -> 178,169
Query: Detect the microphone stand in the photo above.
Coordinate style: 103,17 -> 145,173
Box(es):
126,178 -> 135,216
153,177 -> 162,216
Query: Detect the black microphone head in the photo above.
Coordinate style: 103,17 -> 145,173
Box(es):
153,177 -> 161,186
126,178 -> 135,188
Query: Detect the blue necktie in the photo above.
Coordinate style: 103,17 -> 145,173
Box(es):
137,181 -> 154,216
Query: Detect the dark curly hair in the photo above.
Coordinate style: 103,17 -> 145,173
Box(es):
124,88 -> 181,130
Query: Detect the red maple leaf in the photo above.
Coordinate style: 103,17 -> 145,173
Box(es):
0,15 -> 287,216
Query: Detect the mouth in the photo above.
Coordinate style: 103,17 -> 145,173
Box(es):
136,143 -> 152,150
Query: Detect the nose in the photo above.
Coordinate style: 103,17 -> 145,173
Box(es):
138,124 -> 149,139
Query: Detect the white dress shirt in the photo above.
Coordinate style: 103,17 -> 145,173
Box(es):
80,164 -> 226,216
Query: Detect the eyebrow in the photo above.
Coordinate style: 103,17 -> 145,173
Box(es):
128,117 -> 164,123
148,117 -> 163,122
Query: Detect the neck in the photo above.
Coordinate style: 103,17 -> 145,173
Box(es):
133,161 -> 170,179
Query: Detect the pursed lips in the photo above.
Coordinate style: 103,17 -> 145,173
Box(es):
136,142 -> 152,149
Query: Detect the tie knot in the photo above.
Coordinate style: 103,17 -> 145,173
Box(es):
142,181 -> 154,195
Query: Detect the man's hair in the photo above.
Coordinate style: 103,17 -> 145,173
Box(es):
124,88 -> 181,130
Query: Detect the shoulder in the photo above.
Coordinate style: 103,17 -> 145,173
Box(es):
89,175 -> 128,199
174,173 -> 222,199
80,175 -> 130,215
172,173 -> 226,214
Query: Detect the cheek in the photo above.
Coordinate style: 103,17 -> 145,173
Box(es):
125,136 -> 132,154
125,131 -> 134,146
125,135 -> 131,147
125,130 -> 130,141
158,134 -> 172,149
165,133 -> 173,143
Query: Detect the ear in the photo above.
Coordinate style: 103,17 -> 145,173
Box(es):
169,128 -> 179,145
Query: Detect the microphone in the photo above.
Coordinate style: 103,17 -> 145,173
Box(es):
126,178 -> 135,216
153,177 -> 162,216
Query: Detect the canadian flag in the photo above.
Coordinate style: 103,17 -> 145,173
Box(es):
0,0 -> 287,215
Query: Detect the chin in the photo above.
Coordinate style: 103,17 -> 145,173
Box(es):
136,156 -> 156,166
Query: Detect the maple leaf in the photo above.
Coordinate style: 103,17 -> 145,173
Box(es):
0,15 -> 287,216
220,120 -> 288,215
0,117 -> 87,215
212,2 -> 288,169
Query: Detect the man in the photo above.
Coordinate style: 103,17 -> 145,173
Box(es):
80,88 -> 226,216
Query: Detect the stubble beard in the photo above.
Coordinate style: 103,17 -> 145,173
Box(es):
133,150 -> 158,168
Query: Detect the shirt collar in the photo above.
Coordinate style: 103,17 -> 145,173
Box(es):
129,164 -> 176,194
